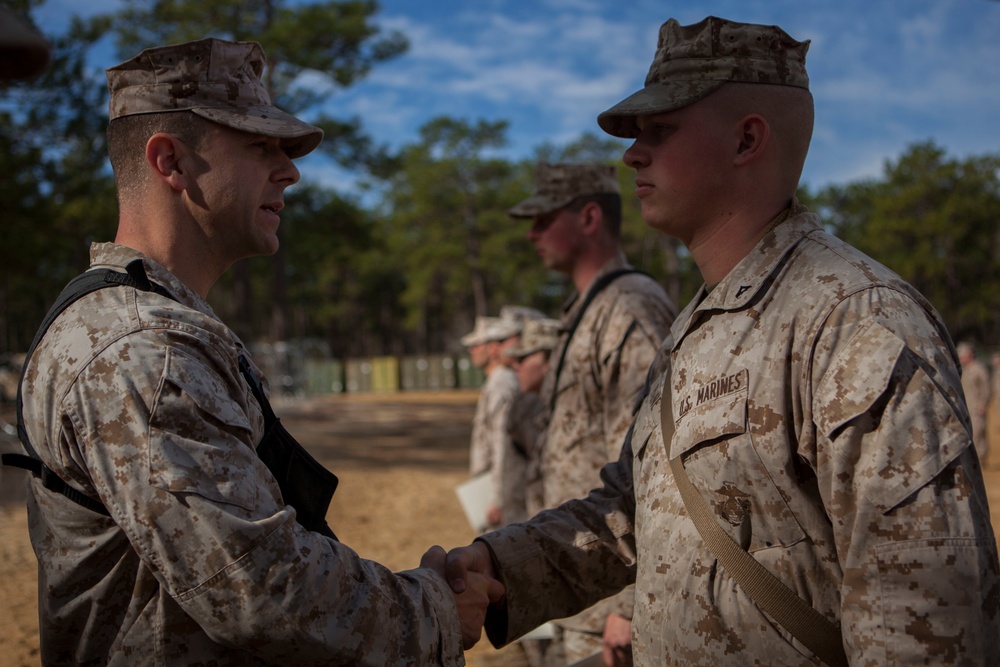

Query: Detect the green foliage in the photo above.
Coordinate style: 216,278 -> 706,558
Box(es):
817,141 -> 1000,345
373,117 -> 554,352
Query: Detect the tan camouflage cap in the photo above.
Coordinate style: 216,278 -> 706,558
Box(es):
0,6 -> 51,80
508,163 -> 620,218
598,16 -> 810,138
106,38 -> 323,158
504,318 -> 561,359
460,316 -> 522,347
499,305 -> 547,326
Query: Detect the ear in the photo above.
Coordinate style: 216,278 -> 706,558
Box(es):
577,200 -> 603,236
145,133 -> 188,192
734,114 -> 770,166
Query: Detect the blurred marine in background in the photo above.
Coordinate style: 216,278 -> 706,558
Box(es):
507,163 -> 677,665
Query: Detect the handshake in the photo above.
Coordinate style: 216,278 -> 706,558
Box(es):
420,542 -> 502,649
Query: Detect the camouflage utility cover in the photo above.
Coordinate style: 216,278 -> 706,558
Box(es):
107,38 -> 323,158
508,163 -> 620,218
461,315 -> 521,347
598,16 -> 810,138
479,210 -> 1000,665
21,243 -> 464,665
504,317 -> 561,359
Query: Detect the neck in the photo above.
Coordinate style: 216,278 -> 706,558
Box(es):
115,209 -> 223,299
570,243 -> 620,294
690,198 -> 798,286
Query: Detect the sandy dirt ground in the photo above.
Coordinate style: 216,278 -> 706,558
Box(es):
3,391 -> 1000,666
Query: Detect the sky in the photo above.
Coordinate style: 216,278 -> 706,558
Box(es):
31,0 -> 1000,195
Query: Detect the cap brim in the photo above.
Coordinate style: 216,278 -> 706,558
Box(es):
508,194 -> 574,219
597,80 -> 724,138
193,105 -> 323,158
503,344 -> 537,359
461,333 -> 486,346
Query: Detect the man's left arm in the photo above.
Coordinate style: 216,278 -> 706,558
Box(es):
812,308 -> 1000,664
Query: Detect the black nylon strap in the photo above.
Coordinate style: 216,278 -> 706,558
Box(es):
1,452 -> 112,516
10,260 -> 170,511
548,268 -> 643,412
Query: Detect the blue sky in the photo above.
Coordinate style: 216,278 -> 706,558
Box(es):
32,0 -> 1000,195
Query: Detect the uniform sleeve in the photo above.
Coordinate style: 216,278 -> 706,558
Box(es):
810,295 -> 1000,665
478,429 -> 640,646
71,338 -> 464,666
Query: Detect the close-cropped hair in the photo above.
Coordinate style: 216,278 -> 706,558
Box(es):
566,192 -> 623,237
106,111 -> 215,202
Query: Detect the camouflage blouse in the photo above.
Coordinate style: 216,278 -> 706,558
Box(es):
481,212 -> 999,665
22,243 -> 463,666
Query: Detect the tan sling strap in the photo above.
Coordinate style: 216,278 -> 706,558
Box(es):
660,376 -> 849,667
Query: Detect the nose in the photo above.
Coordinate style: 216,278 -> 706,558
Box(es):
274,153 -> 301,187
623,139 -> 648,169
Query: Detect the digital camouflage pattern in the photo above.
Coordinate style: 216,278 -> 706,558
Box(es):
479,210 -> 1000,665
503,317 -> 561,360
22,243 -> 464,666
534,252 -> 675,634
106,38 -> 323,158
468,364 -> 526,526
598,16 -> 811,138
507,163 -> 620,218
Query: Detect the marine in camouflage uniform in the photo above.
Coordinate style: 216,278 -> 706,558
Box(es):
508,163 -> 676,662
17,38 -> 495,666
463,314 -> 532,528
450,16 -> 1000,666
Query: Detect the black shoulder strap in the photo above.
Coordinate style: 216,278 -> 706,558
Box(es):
2,260 -> 173,516
548,268 -> 644,412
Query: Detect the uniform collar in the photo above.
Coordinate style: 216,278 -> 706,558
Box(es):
89,242 -> 222,320
669,208 -> 823,348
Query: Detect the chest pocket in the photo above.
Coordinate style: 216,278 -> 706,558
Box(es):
672,370 -> 806,552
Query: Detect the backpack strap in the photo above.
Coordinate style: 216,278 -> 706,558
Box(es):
3,260 -> 174,515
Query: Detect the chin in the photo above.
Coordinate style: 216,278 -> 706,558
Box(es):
257,234 -> 281,257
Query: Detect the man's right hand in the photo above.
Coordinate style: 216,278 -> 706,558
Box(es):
422,544 -> 504,648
